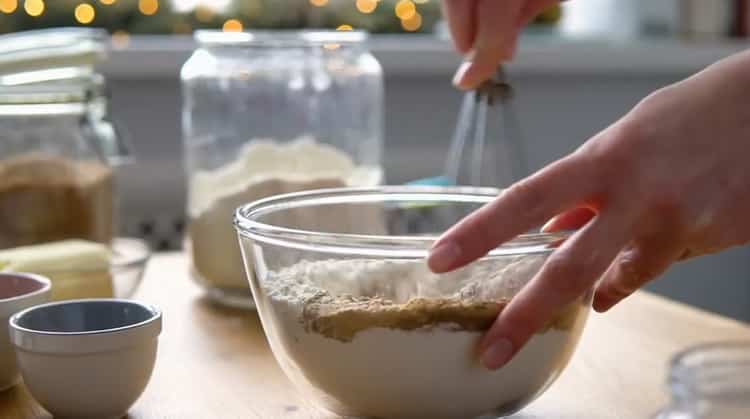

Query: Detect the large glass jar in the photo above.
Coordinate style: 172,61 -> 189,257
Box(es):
653,342 -> 750,419
181,30 -> 384,309
0,28 -> 129,249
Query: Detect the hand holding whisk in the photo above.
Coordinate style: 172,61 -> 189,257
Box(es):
411,67 -> 528,189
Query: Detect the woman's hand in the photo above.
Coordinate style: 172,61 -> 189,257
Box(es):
428,51 -> 750,369
443,0 -> 561,89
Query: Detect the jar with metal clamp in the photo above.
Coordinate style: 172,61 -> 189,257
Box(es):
0,28 -> 131,249
653,342 -> 750,419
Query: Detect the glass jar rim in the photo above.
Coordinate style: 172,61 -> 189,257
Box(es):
234,186 -> 571,258
0,27 -> 107,107
669,340 -> 750,404
0,27 -> 107,57
0,67 -> 104,105
194,29 -> 368,47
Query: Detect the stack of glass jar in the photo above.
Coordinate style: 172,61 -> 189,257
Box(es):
0,28 -> 130,250
181,30 -> 384,308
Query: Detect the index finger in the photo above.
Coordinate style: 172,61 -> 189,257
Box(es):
442,0 -> 477,54
453,0 -> 524,89
479,206 -> 633,369
427,152 -> 599,273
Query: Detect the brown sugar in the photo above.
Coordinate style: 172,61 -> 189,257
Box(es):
0,153 -> 114,249
302,294 -> 581,342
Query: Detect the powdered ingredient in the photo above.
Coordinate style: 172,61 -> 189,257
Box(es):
188,138 -> 382,295
260,257 -> 589,419
0,154 -> 114,249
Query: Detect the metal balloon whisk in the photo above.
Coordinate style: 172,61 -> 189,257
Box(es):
443,67 -> 528,188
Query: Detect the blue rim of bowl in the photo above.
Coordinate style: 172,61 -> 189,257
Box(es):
9,298 -> 161,337
233,186 -> 573,258
0,272 -> 51,303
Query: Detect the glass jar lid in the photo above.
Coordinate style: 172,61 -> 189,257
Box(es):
0,27 -> 107,76
0,28 -> 108,107
194,29 -> 368,48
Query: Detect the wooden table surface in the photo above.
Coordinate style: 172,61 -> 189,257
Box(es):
2,252 -> 750,419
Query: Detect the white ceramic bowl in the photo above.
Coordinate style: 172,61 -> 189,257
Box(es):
0,272 -> 51,391
9,299 -> 162,419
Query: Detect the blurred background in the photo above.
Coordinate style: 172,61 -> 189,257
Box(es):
1,0 -> 749,320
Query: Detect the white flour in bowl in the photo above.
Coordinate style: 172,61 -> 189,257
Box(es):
260,258 -> 589,419
187,137 -> 382,294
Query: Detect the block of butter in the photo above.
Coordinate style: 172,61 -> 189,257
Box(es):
0,240 -> 114,301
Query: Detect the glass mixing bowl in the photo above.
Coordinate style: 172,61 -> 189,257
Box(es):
234,187 -> 591,419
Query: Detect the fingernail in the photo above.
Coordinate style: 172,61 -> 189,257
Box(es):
427,242 -> 462,273
593,293 -> 619,313
541,216 -> 557,233
452,61 -> 472,88
481,338 -> 514,370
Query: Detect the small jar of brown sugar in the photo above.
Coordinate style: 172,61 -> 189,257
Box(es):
0,28 -> 131,249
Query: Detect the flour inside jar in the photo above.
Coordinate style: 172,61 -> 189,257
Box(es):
187,137 -> 383,297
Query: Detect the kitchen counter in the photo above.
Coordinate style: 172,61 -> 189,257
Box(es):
2,252 -> 749,418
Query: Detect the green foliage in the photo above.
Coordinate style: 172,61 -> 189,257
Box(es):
0,0 -> 446,35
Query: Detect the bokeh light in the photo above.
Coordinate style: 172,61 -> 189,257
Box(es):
112,30 -> 130,49
356,0 -> 377,14
138,0 -> 158,15
0,0 -> 17,14
222,18 -> 243,32
99,0 -> 116,5
395,0 -> 416,20
401,11 -> 422,31
74,3 -> 95,24
336,24 -> 353,31
24,0 -> 44,17
195,5 -> 214,22
309,0 -> 328,7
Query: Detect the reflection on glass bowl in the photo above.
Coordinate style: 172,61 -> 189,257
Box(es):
111,237 -> 151,298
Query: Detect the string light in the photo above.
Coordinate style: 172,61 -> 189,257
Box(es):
222,19 -> 243,32
309,0 -> 328,6
138,0 -> 158,15
356,0 -> 377,14
395,0 -> 416,20
401,11 -> 422,31
336,24 -> 353,31
74,3 -> 95,24
0,0 -> 17,14
24,0 -> 44,16
99,0 -> 116,4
